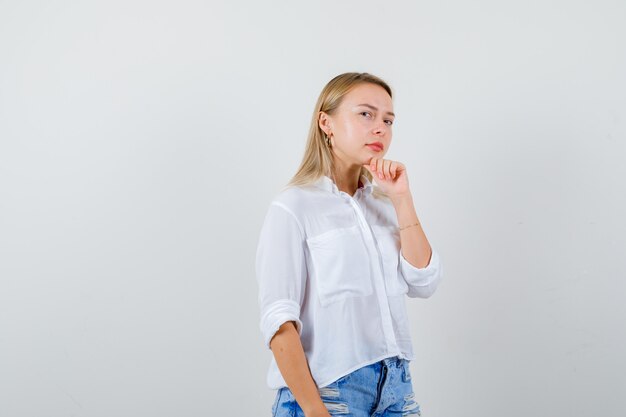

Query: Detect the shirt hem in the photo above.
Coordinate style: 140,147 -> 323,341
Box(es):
315,351 -> 405,388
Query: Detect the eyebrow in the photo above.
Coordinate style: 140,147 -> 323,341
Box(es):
355,103 -> 395,117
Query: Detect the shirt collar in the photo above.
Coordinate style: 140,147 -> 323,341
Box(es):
314,173 -> 374,197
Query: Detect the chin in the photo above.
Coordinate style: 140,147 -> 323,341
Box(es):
365,150 -> 385,160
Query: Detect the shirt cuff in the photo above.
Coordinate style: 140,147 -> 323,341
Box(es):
260,299 -> 303,349
399,248 -> 443,298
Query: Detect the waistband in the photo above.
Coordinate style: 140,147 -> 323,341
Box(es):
380,355 -> 405,368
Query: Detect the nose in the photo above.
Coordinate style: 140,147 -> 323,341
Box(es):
373,120 -> 388,136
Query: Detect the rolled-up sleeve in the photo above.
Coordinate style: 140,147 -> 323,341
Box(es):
399,248 -> 443,298
255,202 -> 306,349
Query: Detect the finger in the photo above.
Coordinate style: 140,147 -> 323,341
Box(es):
384,159 -> 392,180
377,158 -> 385,179
369,158 -> 378,177
363,162 -> 376,178
397,162 -> 406,179
391,161 -> 398,179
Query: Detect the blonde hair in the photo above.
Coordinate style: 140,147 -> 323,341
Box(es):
283,72 -> 393,198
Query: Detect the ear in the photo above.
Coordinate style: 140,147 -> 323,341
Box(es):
318,111 -> 332,135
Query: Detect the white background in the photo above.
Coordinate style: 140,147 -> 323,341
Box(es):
1,1 -> 624,416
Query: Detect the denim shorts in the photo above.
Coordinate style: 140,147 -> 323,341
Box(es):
271,356 -> 421,417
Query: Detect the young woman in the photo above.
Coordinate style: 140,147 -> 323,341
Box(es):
256,72 -> 443,417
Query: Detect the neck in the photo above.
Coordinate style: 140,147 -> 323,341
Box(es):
330,162 -> 362,196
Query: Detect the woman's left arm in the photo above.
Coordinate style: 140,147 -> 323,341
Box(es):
390,193 -> 432,269
390,192 -> 443,298
364,158 -> 443,298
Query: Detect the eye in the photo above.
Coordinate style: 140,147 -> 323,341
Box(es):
385,120 -> 394,126
360,111 -> 372,118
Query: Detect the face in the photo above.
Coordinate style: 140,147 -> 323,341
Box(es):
319,82 -> 394,167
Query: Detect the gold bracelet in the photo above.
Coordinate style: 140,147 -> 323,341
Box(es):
399,221 -> 420,231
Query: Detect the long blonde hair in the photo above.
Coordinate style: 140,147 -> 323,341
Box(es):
283,72 -> 393,197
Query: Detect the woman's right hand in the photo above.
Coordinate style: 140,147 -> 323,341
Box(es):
270,322 -> 333,417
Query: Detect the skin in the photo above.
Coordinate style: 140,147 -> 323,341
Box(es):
318,82 -> 433,270
270,322 -> 330,417
270,82 -> 433,417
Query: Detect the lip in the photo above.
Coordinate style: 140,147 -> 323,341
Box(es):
366,142 -> 384,152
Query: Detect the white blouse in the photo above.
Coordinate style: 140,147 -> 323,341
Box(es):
255,173 -> 443,389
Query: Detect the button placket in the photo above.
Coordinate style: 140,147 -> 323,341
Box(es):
345,196 -> 400,353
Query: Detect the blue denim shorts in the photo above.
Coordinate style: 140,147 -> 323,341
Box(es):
271,356 -> 421,417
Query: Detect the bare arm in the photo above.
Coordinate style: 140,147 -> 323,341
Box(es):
270,321 -> 330,417
391,192 -> 433,268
